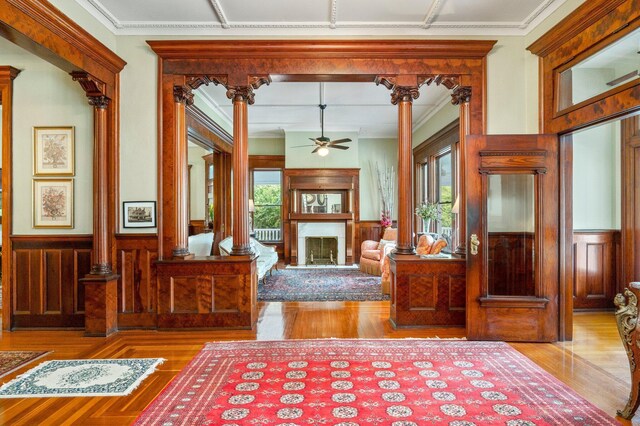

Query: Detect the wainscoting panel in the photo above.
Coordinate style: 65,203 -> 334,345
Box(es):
11,235 -> 92,328
156,257 -> 257,329
115,234 -> 158,328
573,230 -> 620,310
390,256 -> 465,327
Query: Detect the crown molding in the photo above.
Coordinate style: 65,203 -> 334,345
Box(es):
76,0 -> 568,36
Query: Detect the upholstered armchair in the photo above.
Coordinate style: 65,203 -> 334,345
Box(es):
359,228 -> 397,276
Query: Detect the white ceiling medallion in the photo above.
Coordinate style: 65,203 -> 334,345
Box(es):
76,0 -> 567,36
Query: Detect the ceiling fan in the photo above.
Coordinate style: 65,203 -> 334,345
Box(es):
291,84 -> 352,156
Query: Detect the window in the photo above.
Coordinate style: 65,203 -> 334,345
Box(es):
435,151 -> 453,236
252,170 -> 282,242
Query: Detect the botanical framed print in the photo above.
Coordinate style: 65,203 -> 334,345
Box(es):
123,201 -> 156,228
33,179 -> 74,228
33,127 -> 75,176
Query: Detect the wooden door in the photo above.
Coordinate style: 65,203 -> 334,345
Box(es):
466,135 -> 559,342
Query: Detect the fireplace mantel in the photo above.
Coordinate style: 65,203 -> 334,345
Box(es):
283,169 -> 360,265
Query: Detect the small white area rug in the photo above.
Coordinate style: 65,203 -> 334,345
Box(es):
0,358 -> 164,398
285,264 -> 359,270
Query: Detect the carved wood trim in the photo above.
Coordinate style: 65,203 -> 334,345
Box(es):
615,282 -> 640,419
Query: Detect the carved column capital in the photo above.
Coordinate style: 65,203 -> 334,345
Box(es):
375,76 -> 420,105
173,85 -> 194,105
451,86 -> 472,105
88,95 -> 110,109
225,75 -> 272,105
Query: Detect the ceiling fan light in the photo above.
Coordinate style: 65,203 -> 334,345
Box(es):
317,147 -> 330,157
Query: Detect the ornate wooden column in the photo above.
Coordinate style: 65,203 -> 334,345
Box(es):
376,76 -> 419,255
226,76 -> 271,255
172,85 -> 193,258
72,71 -> 119,337
452,86 -> 471,256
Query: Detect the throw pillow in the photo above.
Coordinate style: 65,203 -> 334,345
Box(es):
378,238 -> 395,251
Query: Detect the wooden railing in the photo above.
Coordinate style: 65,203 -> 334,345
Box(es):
254,228 -> 281,241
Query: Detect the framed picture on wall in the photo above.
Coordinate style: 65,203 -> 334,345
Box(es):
33,179 -> 74,228
123,201 -> 156,228
33,126 -> 75,176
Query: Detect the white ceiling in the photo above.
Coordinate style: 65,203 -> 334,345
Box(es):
76,0 -> 567,36
197,81 -> 451,139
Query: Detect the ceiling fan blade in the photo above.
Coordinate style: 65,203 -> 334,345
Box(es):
329,145 -> 350,150
328,138 -> 352,144
290,144 -> 316,148
311,146 -> 321,154
309,138 -> 322,144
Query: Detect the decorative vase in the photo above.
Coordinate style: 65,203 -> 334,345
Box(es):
423,219 -> 431,232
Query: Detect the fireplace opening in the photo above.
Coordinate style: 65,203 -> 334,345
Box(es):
305,237 -> 338,265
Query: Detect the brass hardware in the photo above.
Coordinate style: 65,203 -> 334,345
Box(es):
470,234 -> 480,255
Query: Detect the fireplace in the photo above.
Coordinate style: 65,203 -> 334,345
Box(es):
305,237 -> 338,265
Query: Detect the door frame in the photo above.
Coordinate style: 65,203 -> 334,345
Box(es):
528,0 -> 640,340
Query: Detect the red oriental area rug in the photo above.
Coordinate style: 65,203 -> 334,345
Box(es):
0,351 -> 48,379
135,339 -> 616,425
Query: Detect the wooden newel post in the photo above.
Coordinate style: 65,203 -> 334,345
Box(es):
376,76 -> 419,255
71,71 -> 119,337
226,76 -> 271,256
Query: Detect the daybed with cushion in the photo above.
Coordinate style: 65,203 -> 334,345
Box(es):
219,236 -> 279,283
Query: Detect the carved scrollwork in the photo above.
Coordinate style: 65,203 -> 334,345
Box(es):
419,74 -> 460,90
615,288 -> 638,371
186,75 -> 227,91
615,284 -> 640,419
173,85 -> 194,106
374,76 -> 420,105
71,71 -> 111,108
226,75 -> 271,105
451,86 -> 472,105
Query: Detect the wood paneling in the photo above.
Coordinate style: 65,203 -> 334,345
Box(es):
10,235 -> 92,329
622,116 -> 640,290
488,233 -> 535,297
115,234 -> 158,329
389,254 -> 465,327
573,231 -> 620,310
156,257 -> 257,329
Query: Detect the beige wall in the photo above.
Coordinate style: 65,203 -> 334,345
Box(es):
0,38 -> 94,235
249,138 -> 285,155
358,138 -> 398,221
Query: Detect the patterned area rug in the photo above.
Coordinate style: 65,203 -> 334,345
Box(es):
0,351 -> 48,379
259,269 -> 389,301
135,339 -> 616,425
0,358 -> 164,398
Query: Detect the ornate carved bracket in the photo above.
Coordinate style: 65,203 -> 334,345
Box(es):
451,86 -> 472,105
71,71 -> 111,108
375,76 -> 420,105
615,283 -> 640,419
419,74 -> 460,90
186,75 -> 227,91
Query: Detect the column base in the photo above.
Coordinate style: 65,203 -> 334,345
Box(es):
80,273 -> 120,337
454,244 -> 467,256
231,245 -> 254,256
393,245 -> 416,255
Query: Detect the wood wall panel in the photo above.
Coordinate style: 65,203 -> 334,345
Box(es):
115,234 -> 158,328
390,255 -> 465,326
573,230 -> 620,310
487,233 -> 535,297
10,236 -> 92,329
156,257 -> 257,329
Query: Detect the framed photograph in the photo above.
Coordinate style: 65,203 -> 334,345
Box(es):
33,126 -> 75,176
123,201 -> 156,228
33,179 -> 74,228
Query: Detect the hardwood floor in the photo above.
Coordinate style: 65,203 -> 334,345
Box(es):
0,303 -> 631,425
